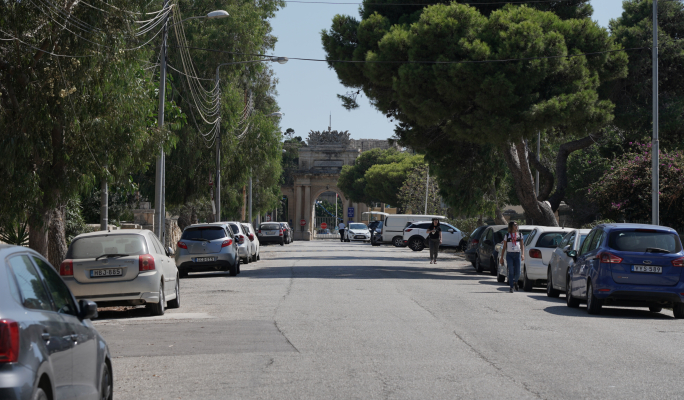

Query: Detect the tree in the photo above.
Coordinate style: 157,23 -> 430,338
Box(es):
322,3 -> 628,226
397,165 -> 446,215
363,154 -> 424,208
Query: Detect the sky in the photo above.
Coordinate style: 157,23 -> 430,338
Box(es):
269,0 -> 626,141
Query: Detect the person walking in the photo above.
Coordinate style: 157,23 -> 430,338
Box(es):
338,220 -> 346,242
426,218 -> 442,264
500,221 -> 525,293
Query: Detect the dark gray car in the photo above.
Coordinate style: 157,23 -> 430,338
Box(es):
0,244 -> 111,400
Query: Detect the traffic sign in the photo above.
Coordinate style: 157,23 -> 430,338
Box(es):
347,207 -> 355,218
300,219 -> 306,227
266,215 -> 271,222
320,222 -> 327,230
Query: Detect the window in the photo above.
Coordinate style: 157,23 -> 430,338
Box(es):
153,235 -> 168,254
609,230 -> 683,253
578,234 -> 589,249
493,229 -> 507,243
525,230 -> 538,247
471,226 -> 486,240
349,223 -> 367,230
485,229 -> 493,241
579,231 -> 596,255
228,224 -> 240,235
440,223 -> 458,232
418,223 -> 432,229
589,230 -> 604,251
148,236 -> 163,254
68,234 -> 148,259
261,223 -> 281,230
559,232 -> 574,249
7,255 -> 52,311
535,232 -> 566,248
33,257 -> 77,316
182,227 -> 227,241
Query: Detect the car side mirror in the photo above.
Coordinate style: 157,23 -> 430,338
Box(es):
166,247 -> 175,257
78,299 -> 98,320
567,250 -> 577,259
448,229 -> 455,233
484,239 -> 493,246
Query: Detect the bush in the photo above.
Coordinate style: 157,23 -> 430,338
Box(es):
447,217 -> 481,241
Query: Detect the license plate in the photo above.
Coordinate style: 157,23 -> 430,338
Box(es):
632,265 -> 662,273
194,257 -> 217,263
268,231 -> 277,235
91,268 -> 123,277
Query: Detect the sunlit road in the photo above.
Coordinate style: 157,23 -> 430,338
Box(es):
93,240 -> 684,399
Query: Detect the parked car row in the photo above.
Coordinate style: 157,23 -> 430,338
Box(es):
257,221 -> 293,246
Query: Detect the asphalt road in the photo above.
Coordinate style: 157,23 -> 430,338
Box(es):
93,240 -> 684,399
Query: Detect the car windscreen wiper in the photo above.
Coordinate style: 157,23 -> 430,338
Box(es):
645,247 -> 670,254
185,238 -> 210,242
95,253 -> 129,261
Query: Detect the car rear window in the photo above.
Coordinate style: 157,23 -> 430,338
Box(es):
68,234 -> 148,259
609,230 -> 683,253
349,223 -> 367,230
261,224 -> 281,230
535,232 -> 566,248
471,226 -> 486,240
182,227 -> 226,241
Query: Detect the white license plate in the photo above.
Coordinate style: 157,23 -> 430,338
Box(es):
632,265 -> 662,273
268,231 -> 277,235
195,257 -> 217,263
91,268 -> 123,277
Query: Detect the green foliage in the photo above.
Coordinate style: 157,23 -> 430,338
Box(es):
397,165 -> 445,215
580,219 -> 616,229
315,198 -> 344,219
281,136 -> 306,186
64,198 -> 93,246
0,218 -> 29,246
589,142 -> 684,227
446,217 -> 481,241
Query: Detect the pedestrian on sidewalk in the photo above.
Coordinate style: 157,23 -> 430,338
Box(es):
426,218 -> 442,264
338,220 -> 346,242
500,221 -> 525,293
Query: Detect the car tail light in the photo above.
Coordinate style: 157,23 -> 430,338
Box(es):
59,259 -> 73,276
529,249 -> 542,259
258,229 -> 261,234
177,241 -> 188,249
472,239 -> 479,245
139,254 -> 155,271
222,239 -> 233,247
0,319 -> 20,363
672,257 -> 684,267
248,234 -> 254,241
237,235 -> 245,244
599,252 -> 623,264
279,229 -> 284,237
405,228 -> 413,233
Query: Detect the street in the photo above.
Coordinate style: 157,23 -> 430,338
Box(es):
94,241 -> 684,399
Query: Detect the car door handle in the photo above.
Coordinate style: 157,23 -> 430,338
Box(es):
41,332 -> 50,341
70,334 -> 78,342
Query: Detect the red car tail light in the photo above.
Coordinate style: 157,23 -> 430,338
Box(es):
599,252 -> 623,264
472,239 -> 479,245
405,228 -> 413,233
59,259 -> 73,276
177,241 -> 188,249
279,229 -> 284,237
529,249 -> 542,259
237,235 -> 245,244
672,257 -> 684,267
0,319 -> 20,363
221,239 -> 233,247
139,254 -> 156,271
258,229 -> 262,234
248,234 -> 255,241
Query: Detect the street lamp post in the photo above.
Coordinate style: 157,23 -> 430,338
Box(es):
652,0 -> 659,226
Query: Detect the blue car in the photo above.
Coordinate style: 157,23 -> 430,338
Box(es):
566,223 -> 684,317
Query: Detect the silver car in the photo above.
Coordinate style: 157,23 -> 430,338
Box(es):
62,229 -> 180,316
226,222 -> 253,264
241,223 -> 261,262
175,223 -> 240,277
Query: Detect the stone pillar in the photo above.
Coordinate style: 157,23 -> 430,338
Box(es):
295,185 -> 302,238
304,185 -> 312,241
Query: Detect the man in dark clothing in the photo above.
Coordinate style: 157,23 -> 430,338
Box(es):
426,219 -> 442,264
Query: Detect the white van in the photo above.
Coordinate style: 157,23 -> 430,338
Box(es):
379,214 -> 446,247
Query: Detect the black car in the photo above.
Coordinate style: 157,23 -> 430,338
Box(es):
279,222 -> 293,244
464,226 -> 488,266
0,244 -> 112,400
475,225 -> 508,275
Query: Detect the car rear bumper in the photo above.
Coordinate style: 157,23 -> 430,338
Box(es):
178,260 -> 233,273
65,271 -> 162,305
594,286 -> 684,306
464,248 -> 477,262
0,363 -> 35,400
259,236 -> 284,243
525,259 -> 548,280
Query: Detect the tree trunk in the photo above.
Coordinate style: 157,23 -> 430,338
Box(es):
48,206 -> 68,267
494,207 -> 507,225
28,209 -> 51,258
501,140 -> 558,226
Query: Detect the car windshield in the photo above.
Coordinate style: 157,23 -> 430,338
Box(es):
68,234 -> 147,259
579,234 -> 588,247
182,227 -> 226,240
349,223 -> 367,230
261,224 -> 280,230
535,232 -> 566,248
609,230 -> 683,253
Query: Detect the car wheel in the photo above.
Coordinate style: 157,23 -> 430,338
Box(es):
100,362 -> 113,400
32,388 -> 48,400
649,306 -> 662,313
392,236 -> 404,247
229,261 -> 238,276
243,255 -> 250,264
280,239 -> 285,246
489,258 -> 497,276
586,281 -> 603,315
408,237 -> 425,251
522,268 -> 534,292
475,256 -> 484,273
179,270 -> 188,279
496,267 -> 506,283
257,251 -> 261,261
147,280 -> 165,316
673,303 -> 684,318
566,275 -> 580,308
167,276 -> 180,309
546,268 -> 560,298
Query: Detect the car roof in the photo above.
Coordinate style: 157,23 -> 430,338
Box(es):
0,244 -> 44,259
186,223 -> 227,229
75,229 -> 149,239
596,223 -> 678,233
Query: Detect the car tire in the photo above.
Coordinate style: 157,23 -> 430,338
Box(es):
100,362 -> 113,400
148,281 -> 165,316
522,268 -> 534,292
649,306 -> 662,313
408,237 -> 425,251
586,281 -> 602,315
167,276 -> 180,308
673,304 -> 684,318
489,258 -> 497,276
179,270 -> 188,279
475,256 -> 484,273
32,388 -> 48,400
257,252 -> 261,261
229,261 -> 238,276
392,236 -> 404,247
371,237 -> 380,246
243,255 -> 250,264
280,239 -> 285,246
566,276 -> 580,308
546,268 -> 560,298
496,268 -> 506,283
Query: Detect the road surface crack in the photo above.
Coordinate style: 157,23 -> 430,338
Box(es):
273,262 -> 299,353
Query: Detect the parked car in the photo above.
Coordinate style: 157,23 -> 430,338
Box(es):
62,229 -> 180,315
176,223 -> 240,277
368,220 -> 382,234
279,222 -> 293,244
258,222 -> 286,246
344,223 -> 371,242
227,222 -> 255,263
546,229 -> 591,297
475,225 -> 508,275
0,244 -> 112,400
566,223 -> 684,317
492,225 -> 537,282
377,214 -> 447,247
241,223 -> 261,262
402,221 -> 463,251
512,226 -> 569,290
464,226 -> 487,266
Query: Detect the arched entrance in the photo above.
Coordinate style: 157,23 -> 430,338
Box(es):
313,190 -> 343,239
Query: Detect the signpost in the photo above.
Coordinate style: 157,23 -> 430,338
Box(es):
347,207 -> 355,218
321,222 -> 328,230
300,219 -> 306,227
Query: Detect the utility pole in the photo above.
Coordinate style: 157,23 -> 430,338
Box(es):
100,163 -> 108,231
154,0 -> 168,240
536,132 -> 540,197
652,0 -> 659,226
215,67 -> 222,223
248,167 -> 253,228
424,165 -> 429,214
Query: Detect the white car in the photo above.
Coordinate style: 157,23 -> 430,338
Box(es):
517,226 -> 570,291
61,229 -> 180,316
226,222 -> 254,264
344,223 -> 371,242
546,228 -> 591,297
402,221 -> 463,251
241,223 -> 261,262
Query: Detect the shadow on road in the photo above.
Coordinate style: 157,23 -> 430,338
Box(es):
543,305 -> 674,320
